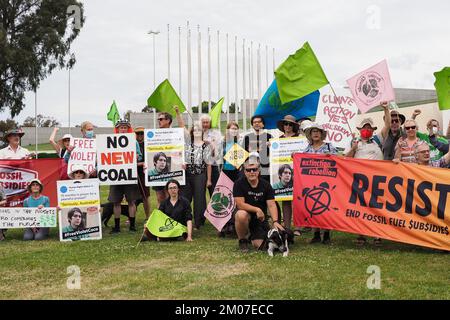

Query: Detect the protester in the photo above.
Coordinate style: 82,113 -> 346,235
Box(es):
394,143 -> 450,168
200,114 -> 222,196
108,119 -> 142,234
49,128 -> 72,158
23,179 -> 50,241
303,123 -> 337,244
377,101 -> 406,160
345,118 -> 383,246
181,121 -> 212,230
0,186 -> 7,241
68,165 -> 89,180
394,119 -> 425,163
62,207 -> 90,240
222,121 -> 241,181
0,128 -> 34,159
411,109 -> 448,161
275,115 -> 299,233
135,126 -> 150,221
233,156 -> 283,253
243,115 -> 273,182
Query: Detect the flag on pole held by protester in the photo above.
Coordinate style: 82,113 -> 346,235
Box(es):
147,79 -> 186,117
209,97 -> 224,128
204,172 -> 235,232
274,42 -> 329,104
145,209 -> 187,238
346,60 -> 395,113
254,79 -> 320,129
107,100 -> 120,126
434,67 -> 450,111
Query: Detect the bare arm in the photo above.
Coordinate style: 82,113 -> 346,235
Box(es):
267,199 -> 284,230
393,141 -> 401,161
206,164 -> 212,187
186,220 -> 193,241
380,102 -> 390,139
49,128 -> 61,154
174,105 -> 185,128
235,197 -> 260,214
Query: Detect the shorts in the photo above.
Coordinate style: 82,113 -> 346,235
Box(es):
108,184 -> 142,203
249,214 -> 270,241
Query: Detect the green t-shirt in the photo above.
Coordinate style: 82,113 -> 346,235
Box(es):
416,132 -> 448,161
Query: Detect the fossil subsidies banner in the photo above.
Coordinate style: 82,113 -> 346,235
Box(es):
293,154 -> 450,251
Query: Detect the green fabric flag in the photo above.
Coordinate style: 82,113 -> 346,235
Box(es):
145,209 -> 187,238
275,42 -> 329,105
209,97 -> 224,128
147,79 -> 186,116
434,67 -> 450,110
107,100 -> 120,125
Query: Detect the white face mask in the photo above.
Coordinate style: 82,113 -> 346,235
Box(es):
432,127 -> 439,135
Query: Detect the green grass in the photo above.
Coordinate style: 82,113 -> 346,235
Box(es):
25,143 -> 54,152
0,186 -> 448,300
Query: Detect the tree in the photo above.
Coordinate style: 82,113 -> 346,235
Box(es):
0,0 -> 85,117
22,114 -> 60,127
141,106 -> 154,113
0,119 -> 19,135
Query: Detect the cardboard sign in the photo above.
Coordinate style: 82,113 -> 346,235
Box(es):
223,143 -> 249,170
68,138 -> 97,176
57,179 -> 102,242
0,207 -> 57,229
144,129 -> 185,187
96,134 -> 138,185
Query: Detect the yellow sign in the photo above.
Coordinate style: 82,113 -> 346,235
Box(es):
59,200 -> 100,208
223,143 -> 249,169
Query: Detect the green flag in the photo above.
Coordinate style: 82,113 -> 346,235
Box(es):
147,79 -> 186,116
275,42 -> 329,105
145,209 -> 187,238
107,100 -> 120,125
434,67 -> 450,111
209,97 -> 224,128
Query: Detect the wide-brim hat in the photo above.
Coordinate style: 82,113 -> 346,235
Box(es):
27,178 -> 43,192
384,110 -> 406,125
357,118 -> 378,131
296,117 -> 312,124
58,134 -> 73,144
68,165 -> 88,179
304,123 -> 327,141
277,115 -> 300,133
134,126 -> 145,133
4,129 -> 25,141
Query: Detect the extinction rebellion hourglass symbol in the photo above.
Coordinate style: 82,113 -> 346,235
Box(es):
300,182 -> 338,218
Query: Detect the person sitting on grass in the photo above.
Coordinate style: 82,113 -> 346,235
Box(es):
233,155 -> 283,253
142,179 -> 193,242
23,179 -> 50,241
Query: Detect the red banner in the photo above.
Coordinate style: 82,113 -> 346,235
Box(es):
293,154 -> 450,251
0,159 -> 65,207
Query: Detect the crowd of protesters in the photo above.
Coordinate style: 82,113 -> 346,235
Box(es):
0,101 -> 449,254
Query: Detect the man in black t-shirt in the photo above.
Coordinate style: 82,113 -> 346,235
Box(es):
242,115 -> 273,181
233,156 -> 283,253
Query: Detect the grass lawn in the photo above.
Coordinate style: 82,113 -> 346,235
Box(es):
0,186 -> 448,300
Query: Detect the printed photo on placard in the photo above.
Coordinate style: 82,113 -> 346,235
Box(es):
59,206 -> 102,241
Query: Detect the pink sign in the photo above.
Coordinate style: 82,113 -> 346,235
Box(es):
346,60 -> 395,113
204,172 -> 235,232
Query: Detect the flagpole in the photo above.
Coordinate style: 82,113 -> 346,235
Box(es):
329,84 -> 355,136
248,47 -> 252,118
187,22 -> 192,127
272,48 -> 275,77
258,43 -> 261,103
178,26 -> 182,98
226,33 -> 230,124
217,30 -> 220,100
207,27 -> 212,113
250,41 -> 254,116
265,45 -> 268,88
242,38 -> 247,131
234,36 -> 238,124
167,24 -> 170,81
198,25 -> 202,117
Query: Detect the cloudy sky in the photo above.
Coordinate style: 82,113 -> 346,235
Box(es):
2,0 -> 449,126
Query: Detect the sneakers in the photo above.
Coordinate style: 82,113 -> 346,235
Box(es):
238,239 -> 249,253
109,228 -> 120,235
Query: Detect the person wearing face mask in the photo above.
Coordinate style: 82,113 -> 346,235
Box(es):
345,118 -> 383,246
63,121 -> 96,166
411,109 -> 449,161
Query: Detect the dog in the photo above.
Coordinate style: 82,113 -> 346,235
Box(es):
101,199 -> 143,227
267,228 -> 294,257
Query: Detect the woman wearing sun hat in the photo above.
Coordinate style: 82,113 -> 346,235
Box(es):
23,179 -> 51,241
49,128 -> 72,158
303,123 -> 338,244
68,165 -> 89,180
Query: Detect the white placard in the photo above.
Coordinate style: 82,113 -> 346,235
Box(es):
0,207 -> 57,229
67,138 -> 97,176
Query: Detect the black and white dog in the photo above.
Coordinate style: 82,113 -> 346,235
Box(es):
267,228 -> 294,257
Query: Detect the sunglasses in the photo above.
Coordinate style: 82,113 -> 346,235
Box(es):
284,122 -> 294,127
405,126 -> 416,130
391,119 -> 399,124
135,132 -> 144,135
158,118 -> 167,121
245,168 -> 259,173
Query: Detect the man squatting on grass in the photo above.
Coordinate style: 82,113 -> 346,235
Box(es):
233,155 -> 284,253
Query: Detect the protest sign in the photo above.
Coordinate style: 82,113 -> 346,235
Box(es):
293,153 -> 450,251
204,172 -> 235,231
0,207 -> 57,229
57,179 -> 102,241
0,159 -> 64,207
270,137 -> 308,201
67,138 -> 96,176
223,143 -> 249,169
144,129 -> 185,187
346,60 -> 395,113
96,133 -> 138,185
145,209 -> 187,238
315,87 -> 358,149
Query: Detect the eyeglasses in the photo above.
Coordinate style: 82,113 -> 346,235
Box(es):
168,186 -> 178,190
158,118 -> 166,121
245,168 -> 259,173
391,119 -> 399,124
405,126 -> 416,130
284,122 -> 294,127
